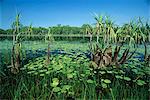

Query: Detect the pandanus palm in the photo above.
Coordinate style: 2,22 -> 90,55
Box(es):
10,13 -> 22,74
11,13 -> 22,42
145,22 -> 150,42
137,17 -> 148,43
143,21 -> 150,42
86,24 -> 94,47
94,15 -> 104,43
129,18 -> 146,45
27,24 -> 33,39
45,27 -> 54,64
117,22 -> 135,45
104,16 -> 116,44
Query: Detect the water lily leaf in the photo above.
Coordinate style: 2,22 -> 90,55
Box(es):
85,70 -> 91,75
114,71 -> 119,74
39,69 -> 47,73
87,79 -> 94,84
132,69 -> 138,73
67,74 -> 73,79
34,72 -> 38,75
45,71 -> 51,74
137,72 -> 145,76
119,70 -> 125,74
40,74 -> 45,76
123,77 -> 131,81
104,79 -> 111,84
81,74 -> 85,77
67,69 -> 73,73
53,87 -> 61,92
107,71 -> 113,74
102,83 -> 107,88
53,64 -> 63,71
51,78 -> 59,87
136,80 -> 146,86
62,85 -> 71,90
115,75 -> 123,79
144,67 -> 150,75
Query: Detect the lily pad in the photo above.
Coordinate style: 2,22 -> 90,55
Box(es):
53,87 -> 61,92
87,79 -> 94,84
51,78 -> 59,87
102,83 -> 107,88
104,79 -> 111,84
136,80 -> 146,86
123,77 -> 131,81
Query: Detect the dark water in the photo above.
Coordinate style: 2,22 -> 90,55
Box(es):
22,49 -> 145,65
0,48 -> 146,67
22,49 -> 91,65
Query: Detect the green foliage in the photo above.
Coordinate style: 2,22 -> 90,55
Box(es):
0,14 -> 150,99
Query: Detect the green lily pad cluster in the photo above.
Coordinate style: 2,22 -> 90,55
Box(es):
21,54 -> 95,96
20,52 -> 150,98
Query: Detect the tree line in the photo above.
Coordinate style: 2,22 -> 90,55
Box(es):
0,14 -> 150,43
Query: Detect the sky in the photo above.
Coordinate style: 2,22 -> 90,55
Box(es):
0,0 -> 150,29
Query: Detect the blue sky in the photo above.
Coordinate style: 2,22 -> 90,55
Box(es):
0,0 -> 150,29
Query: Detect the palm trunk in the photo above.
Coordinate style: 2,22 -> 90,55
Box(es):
11,44 -> 20,74
15,44 -> 20,72
11,45 -> 15,68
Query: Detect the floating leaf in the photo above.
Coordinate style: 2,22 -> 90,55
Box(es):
123,77 -> 131,81
40,74 -> 45,76
132,69 -> 138,73
67,74 -> 73,79
34,72 -> 38,75
46,71 -> 51,74
81,74 -> 85,77
87,79 -> 94,84
115,75 -> 123,79
53,87 -> 61,92
39,69 -> 47,73
85,70 -> 91,75
51,78 -> 59,87
119,70 -> 125,74
61,85 -> 71,93
102,83 -> 107,88
107,71 -> 113,74
137,72 -> 145,76
136,80 -> 146,86
104,79 -> 111,84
